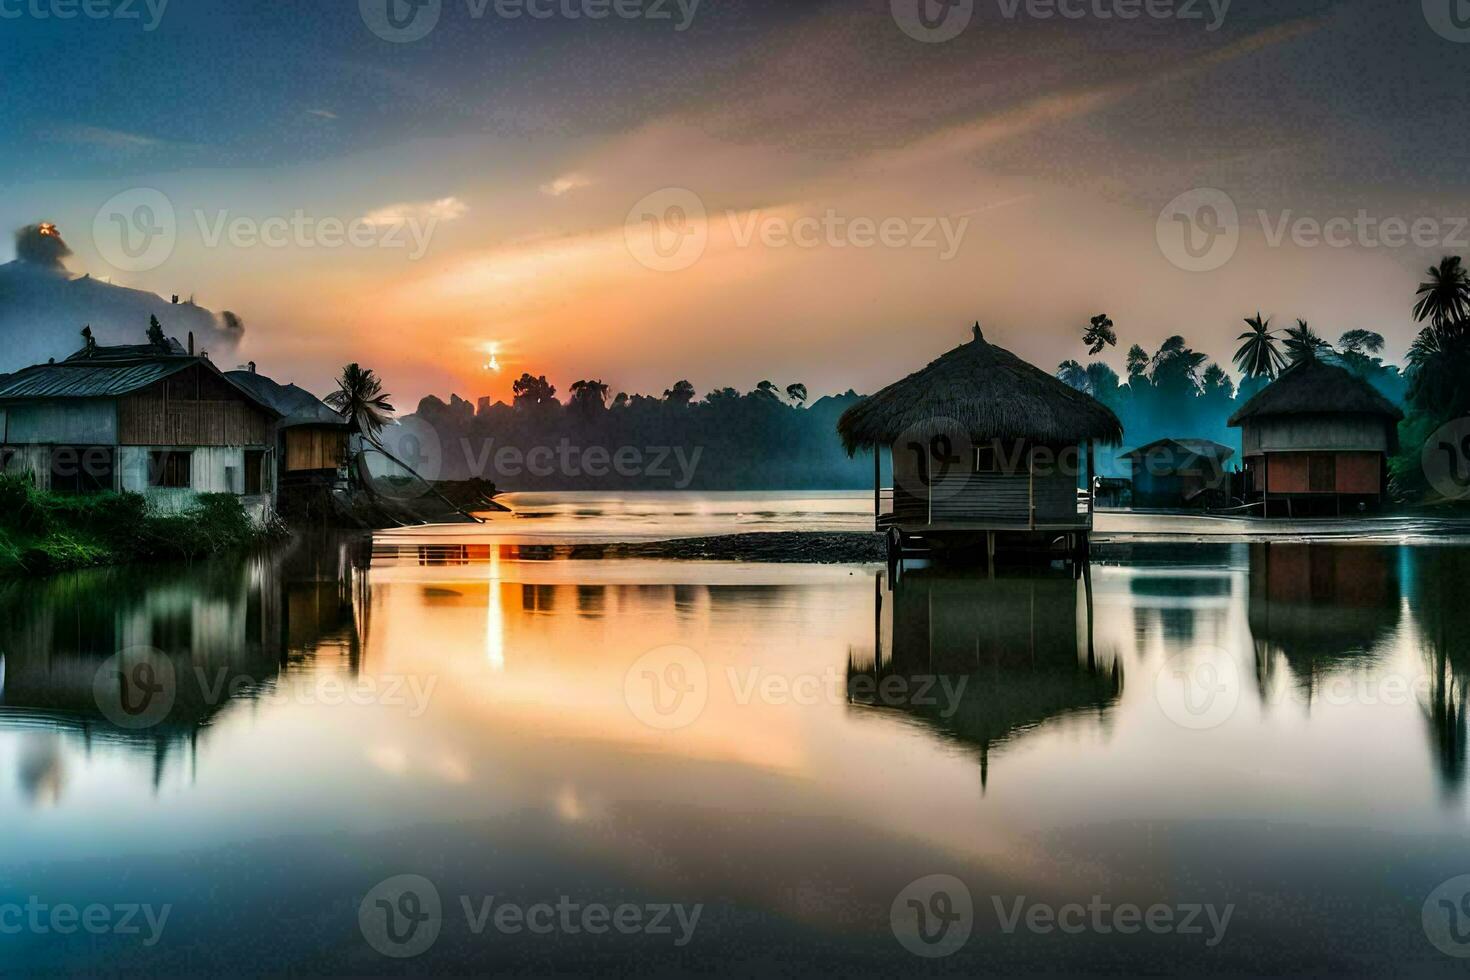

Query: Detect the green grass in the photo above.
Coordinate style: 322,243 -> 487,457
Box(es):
0,473 -> 282,576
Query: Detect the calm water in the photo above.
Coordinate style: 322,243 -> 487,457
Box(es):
2,506 -> 1470,974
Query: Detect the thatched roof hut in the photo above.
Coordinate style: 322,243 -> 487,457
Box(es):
1228,357 -> 1403,435
1228,356 -> 1404,514
837,324 -> 1123,455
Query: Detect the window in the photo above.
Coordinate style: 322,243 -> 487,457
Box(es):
50,446 -> 114,494
148,450 -> 192,489
0,447 -> 15,474
244,450 -> 265,494
974,445 -> 999,473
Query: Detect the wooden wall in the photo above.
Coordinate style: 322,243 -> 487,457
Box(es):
118,366 -> 271,447
891,440 -> 1085,527
284,428 -> 347,472
1241,416 -> 1390,454
1258,450 -> 1382,495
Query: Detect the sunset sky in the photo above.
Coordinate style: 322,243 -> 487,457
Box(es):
5,0 -> 1469,406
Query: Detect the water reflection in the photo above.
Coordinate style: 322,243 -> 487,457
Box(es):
1248,544 -> 1401,701
1405,547 -> 1470,795
0,535 -> 369,797
850,566 -> 1124,787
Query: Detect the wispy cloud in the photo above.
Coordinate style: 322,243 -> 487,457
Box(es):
360,196 -> 468,227
540,173 -> 595,197
306,108 -> 339,120
42,124 -> 167,152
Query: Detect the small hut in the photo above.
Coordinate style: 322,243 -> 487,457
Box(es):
1228,357 -> 1403,516
1120,437 -> 1235,508
838,324 -> 1123,562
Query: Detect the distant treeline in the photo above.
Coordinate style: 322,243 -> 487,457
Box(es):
405,256 -> 1470,498
1053,316 -> 1408,476
411,378 -> 872,490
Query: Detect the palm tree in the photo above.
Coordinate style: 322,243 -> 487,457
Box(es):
1339,329 -> 1385,356
752,380 -> 783,403
325,363 -> 395,439
1056,359 -> 1088,391
785,383 -> 808,406
1412,256 -> 1470,329
1084,362 -> 1122,406
1233,313 -> 1286,379
1125,344 -> 1149,379
1284,319 -> 1330,364
1082,314 -> 1116,355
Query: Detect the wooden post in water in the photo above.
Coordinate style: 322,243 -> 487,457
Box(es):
873,442 -> 880,522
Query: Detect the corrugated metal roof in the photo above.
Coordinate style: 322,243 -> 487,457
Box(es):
0,360 -> 193,399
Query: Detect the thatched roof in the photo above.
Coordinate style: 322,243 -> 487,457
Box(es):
837,324 -> 1124,455
1228,357 -> 1403,426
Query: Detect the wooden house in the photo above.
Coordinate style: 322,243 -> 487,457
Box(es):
0,329 -> 281,522
1228,357 -> 1403,516
837,324 -> 1123,563
226,366 -> 351,518
1120,437 -> 1235,508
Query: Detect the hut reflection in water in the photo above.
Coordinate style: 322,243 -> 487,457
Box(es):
848,565 -> 1123,788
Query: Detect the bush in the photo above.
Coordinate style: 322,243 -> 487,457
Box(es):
0,480 -> 273,576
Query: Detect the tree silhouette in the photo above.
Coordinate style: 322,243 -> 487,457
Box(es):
1284,319 -> 1330,364
1082,314 -> 1117,355
662,380 -> 696,406
1234,313 -> 1286,379
786,383 -> 808,406
512,373 -> 557,410
325,363 -> 395,439
1125,344 -> 1149,379
1339,329 -> 1385,355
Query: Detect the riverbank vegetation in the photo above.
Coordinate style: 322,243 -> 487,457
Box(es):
0,474 -> 280,576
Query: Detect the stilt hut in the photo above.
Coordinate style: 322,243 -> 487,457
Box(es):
837,324 -> 1123,563
1228,357 -> 1402,516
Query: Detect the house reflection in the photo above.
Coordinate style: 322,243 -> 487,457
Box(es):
0,535 -> 369,798
848,566 -> 1123,787
1247,544 -> 1400,701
